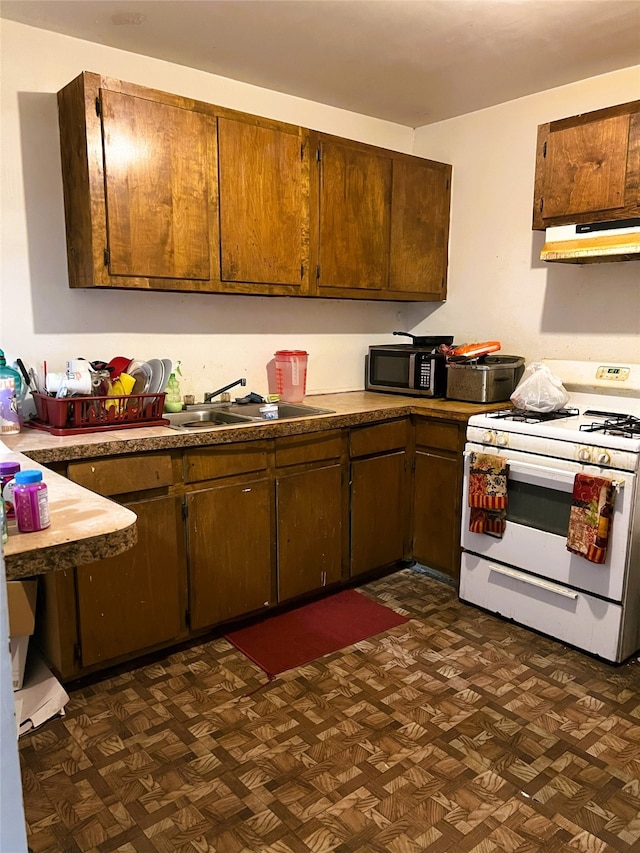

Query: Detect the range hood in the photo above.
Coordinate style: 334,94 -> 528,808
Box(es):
541,218 -> 640,264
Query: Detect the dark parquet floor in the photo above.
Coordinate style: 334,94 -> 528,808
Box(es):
18,567 -> 640,853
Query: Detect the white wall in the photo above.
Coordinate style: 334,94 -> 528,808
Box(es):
409,66 -> 640,364
0,20 -> 415,401
1,21 -> 639,401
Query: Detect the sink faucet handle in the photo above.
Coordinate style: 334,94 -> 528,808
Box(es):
204,377 -> 247,403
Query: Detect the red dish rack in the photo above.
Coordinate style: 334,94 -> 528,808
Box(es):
27,392 -> 169,435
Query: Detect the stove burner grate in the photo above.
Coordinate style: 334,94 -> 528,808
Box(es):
580,415 -> 640,439
487,407 -> 580,424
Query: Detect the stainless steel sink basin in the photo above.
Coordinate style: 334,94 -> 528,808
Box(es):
165,409 -> 256,430
171,401 -> 335,429
225,402 -> 335,419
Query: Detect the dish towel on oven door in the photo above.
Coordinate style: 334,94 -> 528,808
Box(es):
567,473 -> 616,564
468,452 -> 508,538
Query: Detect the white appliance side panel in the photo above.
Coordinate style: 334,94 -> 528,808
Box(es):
460,553 -> 624,662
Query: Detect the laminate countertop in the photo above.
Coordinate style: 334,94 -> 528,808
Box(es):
2,391 -> 507,579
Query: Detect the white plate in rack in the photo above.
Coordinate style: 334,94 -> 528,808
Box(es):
146,359 -> 166,396
127,359 -> 153,395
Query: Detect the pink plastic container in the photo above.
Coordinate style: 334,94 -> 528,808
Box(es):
274,350 -> 308,402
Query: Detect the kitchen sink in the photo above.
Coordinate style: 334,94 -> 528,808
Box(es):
225,402 -> 335,419
165,409 -> 256,430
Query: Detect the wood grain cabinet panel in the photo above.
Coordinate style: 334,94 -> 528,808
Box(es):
533,100 -> 640,229
58,72 -> 218,290
276,464 -> 344,601
76,495 -> 186,667
389,157 -> 451,299
316,137 -> 392,292
58,72 -> 451,301
101,89 -> 212,281
412,417 -> 465,580
187,478 -> 273,629
350,451 -> 408,578
218,116 -> 310,291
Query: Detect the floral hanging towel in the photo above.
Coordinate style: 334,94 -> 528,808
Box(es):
567,473 -> 616,564
468,452 -> 508,538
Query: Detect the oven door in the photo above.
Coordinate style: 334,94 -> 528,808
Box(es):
460,444 -> 636,601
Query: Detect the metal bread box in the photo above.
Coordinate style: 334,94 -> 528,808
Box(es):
446,355 -> 525,403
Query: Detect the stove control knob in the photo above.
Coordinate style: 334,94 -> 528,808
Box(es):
496,433 -> 508,447
482,431 -> 495,444
596,450 -> 611,466
578,447 -> 592,463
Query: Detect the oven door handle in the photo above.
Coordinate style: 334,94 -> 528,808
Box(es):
464,452 -> 625,491
489,564 -> 578,599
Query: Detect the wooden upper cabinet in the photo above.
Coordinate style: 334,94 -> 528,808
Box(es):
58,72 -> 451,300
316,136 -> 392,292
58,72 -> 218,290
313,133 -> 451,301
101,90 -> 212,281
389,157 -> 451,299
218,116 -> 310,292
533,100 -> 640,229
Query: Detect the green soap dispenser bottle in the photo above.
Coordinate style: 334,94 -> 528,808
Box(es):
0,349 -> 22,434
164,360 -> 183,413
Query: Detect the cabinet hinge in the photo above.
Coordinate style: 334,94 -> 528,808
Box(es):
181,501 -> 188,520
316,147 -> 322,163
95,97 -> 101,117
301,142 -> 305,160
316,265 -> 320,280
73,643 -> 82,663
103,249 -> 110,266
539,198 -> 544,213
542,140 -> 547,158
446,178 -> 450,190
301,264 -> 305,280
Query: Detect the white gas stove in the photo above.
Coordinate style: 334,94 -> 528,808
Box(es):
466,360 -> 640,472
460,360 -> 640,663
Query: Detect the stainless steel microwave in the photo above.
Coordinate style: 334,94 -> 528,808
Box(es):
365,344 -> 448,397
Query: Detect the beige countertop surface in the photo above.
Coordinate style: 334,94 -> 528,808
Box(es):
2,391 -> 507,580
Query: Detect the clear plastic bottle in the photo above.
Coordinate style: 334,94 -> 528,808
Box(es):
14,470 -> 50,533
0,349 -> 22,434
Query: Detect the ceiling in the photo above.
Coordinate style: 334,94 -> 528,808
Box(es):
2,0 -> 639,126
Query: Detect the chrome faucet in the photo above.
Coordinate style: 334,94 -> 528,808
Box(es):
203,378 -> 246,403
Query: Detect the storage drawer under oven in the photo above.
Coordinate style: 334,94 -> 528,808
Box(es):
459,553 -> 624,662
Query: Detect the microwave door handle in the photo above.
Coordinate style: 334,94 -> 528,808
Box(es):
463,452 -> 625,491
408,353 -> 416,390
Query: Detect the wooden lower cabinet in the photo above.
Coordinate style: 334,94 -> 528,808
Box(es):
35,413 -> 475,682
275,431 -> 347,601
187,477 -> 274,629
349,419 -> 410,578
412,417 -> 465,580
277,464 -> 344,601
76,495 -> 185,666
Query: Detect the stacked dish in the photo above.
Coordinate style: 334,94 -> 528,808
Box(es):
125,358 -> 172,396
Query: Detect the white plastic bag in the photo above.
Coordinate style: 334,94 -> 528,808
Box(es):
510,362 -> 570,412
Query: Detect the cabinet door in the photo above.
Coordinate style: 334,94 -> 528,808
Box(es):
317,137 -> 392,291
351,451 -> 407,577
534,101 -> 640,228
187,478 -> 273,629
100,89 -> 213,281
277,464 -> 344,601
389,157 -> 451,298
218,116 -> 310,291
413,450 -> 461,579
75,495 -> 185,667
